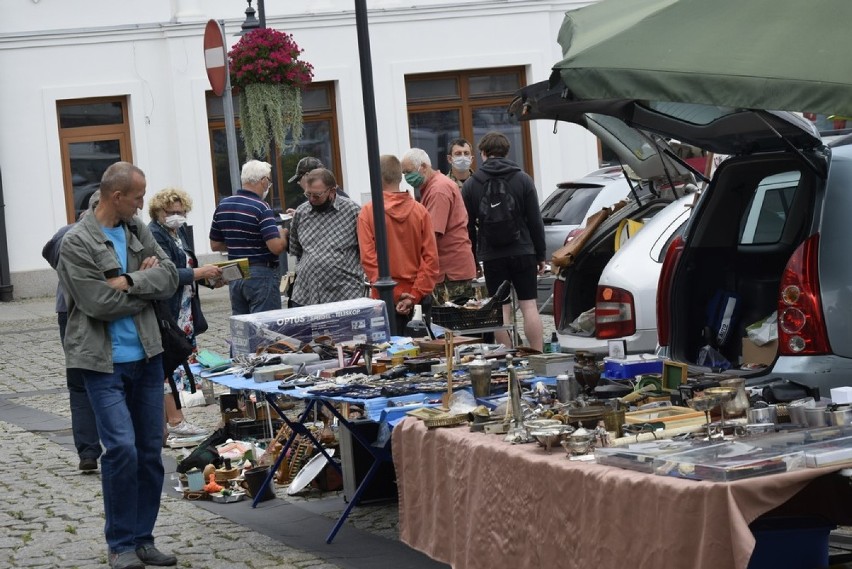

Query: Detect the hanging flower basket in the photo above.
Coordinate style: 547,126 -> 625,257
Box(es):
229,28 -> 314,158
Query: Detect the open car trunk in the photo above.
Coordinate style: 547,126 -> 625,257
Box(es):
557,196 -> 677,335
667,154 -> 817,369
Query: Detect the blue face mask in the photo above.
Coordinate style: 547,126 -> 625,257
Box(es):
404,171 -> 425,189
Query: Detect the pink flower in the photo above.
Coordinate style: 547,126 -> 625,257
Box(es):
228,28 -> 314,90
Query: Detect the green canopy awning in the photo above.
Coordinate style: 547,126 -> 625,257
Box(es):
554,0 -> 852,116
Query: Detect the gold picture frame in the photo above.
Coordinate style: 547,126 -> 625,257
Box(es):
662,360 -> 688,390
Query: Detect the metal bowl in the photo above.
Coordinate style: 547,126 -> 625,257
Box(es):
529,426 -> 571,453
524,419 -> 562,437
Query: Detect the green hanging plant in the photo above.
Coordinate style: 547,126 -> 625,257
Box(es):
229,28 -> 313,158
239,83 -> 304,159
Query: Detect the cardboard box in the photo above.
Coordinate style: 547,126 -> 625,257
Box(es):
528,353 -> 573,377
741,338 -> 778,366
230,298 -> 390,355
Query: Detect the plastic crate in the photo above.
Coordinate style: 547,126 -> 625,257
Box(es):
431,280 -> 511,331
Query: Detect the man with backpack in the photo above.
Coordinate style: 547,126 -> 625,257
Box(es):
462,131 -> 546,352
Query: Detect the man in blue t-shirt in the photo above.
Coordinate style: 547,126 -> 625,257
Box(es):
209,159 -> 288,315
57,162 -> 179,569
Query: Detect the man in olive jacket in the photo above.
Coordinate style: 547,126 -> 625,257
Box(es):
57,162 -> 179,569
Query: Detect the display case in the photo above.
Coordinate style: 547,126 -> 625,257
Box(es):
653,440 -> 807,482
594,440 -> 702,473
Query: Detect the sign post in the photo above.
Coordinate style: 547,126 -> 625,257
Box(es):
204,19 -> 240,195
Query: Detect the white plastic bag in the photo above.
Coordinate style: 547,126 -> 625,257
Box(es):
568,307 -> 596,336
746,312 -> 777,346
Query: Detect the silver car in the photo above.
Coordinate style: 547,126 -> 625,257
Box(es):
513,82 -> 852,394
554,192 -> 695,354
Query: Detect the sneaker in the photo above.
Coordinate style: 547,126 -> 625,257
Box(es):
78,458 -> 98,472
108,551 -> 144,569
166,434 -> 209,449
167,420 -> 208,437
135,544 -> 177,567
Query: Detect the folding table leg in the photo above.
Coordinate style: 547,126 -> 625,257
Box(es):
318,399 -> 393,543
251,398 -> 317,508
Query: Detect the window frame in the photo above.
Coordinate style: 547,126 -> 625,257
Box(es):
405,67 -> 533,176
57,96 -> 133,223
206,81 -> 342,210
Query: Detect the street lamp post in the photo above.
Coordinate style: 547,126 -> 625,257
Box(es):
353,0 -> 397,333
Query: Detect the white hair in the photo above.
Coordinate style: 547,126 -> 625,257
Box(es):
241,160 -> 272,185
403,148 -> 431,169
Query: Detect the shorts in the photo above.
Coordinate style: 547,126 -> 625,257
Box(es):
482,255 -> 538,301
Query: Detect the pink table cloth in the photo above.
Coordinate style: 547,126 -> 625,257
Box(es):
393,417 -> 849,569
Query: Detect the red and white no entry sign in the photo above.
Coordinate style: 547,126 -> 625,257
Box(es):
203,19 -> 227,97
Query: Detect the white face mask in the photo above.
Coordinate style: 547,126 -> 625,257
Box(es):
451,156 -> 472,171
164,214 -> 186,230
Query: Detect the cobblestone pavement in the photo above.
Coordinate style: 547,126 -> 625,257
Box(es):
0,288 -> 553,569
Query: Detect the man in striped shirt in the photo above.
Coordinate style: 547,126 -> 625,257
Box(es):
209,160 -> 287,315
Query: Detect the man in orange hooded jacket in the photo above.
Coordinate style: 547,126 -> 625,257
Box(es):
357,154 -> 440,331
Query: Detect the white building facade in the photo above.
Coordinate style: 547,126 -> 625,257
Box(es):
0,0 -> 600,299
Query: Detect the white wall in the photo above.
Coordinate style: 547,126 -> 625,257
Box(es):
0,0 -> 597,298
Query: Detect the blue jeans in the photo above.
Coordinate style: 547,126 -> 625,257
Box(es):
82,356 -> 165,554
59,312 -> 101,461
229,265 -> 282,315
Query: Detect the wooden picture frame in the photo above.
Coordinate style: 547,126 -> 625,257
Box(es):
662,361 -> 688,390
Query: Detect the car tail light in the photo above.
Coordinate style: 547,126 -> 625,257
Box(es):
596,286 -> 635,338
778,234 -> 830,355
656,235 -> 685,347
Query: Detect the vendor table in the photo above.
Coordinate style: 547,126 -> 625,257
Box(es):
392,418 -> 852,569
203,370 -> 436,543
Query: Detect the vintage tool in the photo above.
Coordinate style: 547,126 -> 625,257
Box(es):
504,355 -> 533,443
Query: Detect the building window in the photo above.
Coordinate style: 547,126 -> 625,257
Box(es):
405,68 -> 532,176
206,82 -> 341,212
57,97 -> 133,223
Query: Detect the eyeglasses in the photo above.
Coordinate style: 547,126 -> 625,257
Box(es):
165,210 -> 186,216
303,188 -> 331,199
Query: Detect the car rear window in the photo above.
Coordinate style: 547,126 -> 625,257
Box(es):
739,171 -> 802,245
541,186 -> 604,225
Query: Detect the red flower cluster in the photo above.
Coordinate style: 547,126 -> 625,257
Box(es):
228,28 -> 314,90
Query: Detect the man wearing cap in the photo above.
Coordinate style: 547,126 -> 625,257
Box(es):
287,167 -> 364,306
401,148 -> 477,304
209,159 -> 288,315
288,156 -> 349,204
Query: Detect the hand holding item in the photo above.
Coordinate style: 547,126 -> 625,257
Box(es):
396,292 -> 415,315
196,264 -> 225,288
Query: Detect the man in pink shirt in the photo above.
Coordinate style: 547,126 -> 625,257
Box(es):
401,148 -> 477,304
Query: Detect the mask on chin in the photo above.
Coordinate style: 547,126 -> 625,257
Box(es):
311,199 -> 333,213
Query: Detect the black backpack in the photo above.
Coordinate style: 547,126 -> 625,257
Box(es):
477,173 -> 521,246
